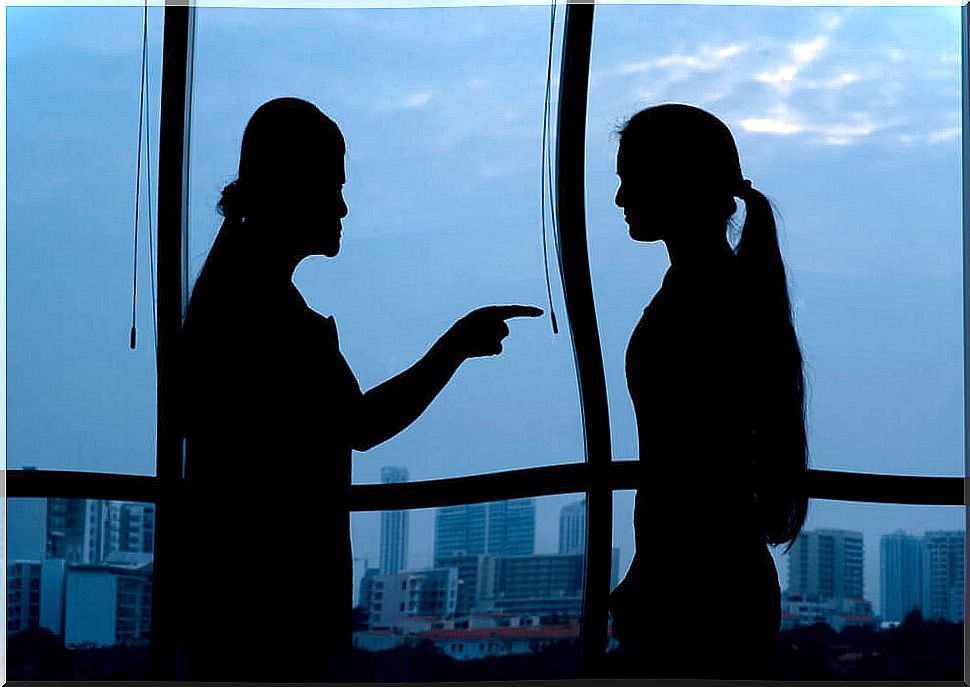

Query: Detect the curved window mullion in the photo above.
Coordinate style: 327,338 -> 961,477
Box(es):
555,0 -> 612,675
151,3 -> 196,679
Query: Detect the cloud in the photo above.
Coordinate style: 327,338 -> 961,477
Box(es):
756,36 -> 830,93
823,72 -> 861,88
740,115 -> 803,135
927,126 -> 961,144
888,48 -> 907,63
790,36 -> 829,65
756,65 -> 799,85
818,119 -> 878,146
822,14 -> 843,31
897,126 -> 961,147
614,43 -> 748,77
740,105 -> 883,145
400,90 -> 434,109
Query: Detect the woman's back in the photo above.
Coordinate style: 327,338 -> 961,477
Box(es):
627,256 -> 758,531
610,255 -> 780,678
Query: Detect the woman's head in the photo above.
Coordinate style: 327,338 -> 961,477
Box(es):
219,97 -> 348,259
615,104 -> 745,244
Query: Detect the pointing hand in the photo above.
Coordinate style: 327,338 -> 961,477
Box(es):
444,305 -> 544,359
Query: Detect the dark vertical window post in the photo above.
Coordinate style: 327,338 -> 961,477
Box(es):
150,2 -> 194,679
555,0 -> 611,675
962,2 -> 969,508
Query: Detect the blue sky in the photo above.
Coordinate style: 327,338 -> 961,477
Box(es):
5,4 -> 966,616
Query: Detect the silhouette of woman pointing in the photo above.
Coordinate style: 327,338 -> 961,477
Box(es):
175,97 -> 541,682
606,104 -> 808,679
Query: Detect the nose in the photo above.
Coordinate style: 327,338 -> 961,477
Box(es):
615,186 -> 624,209
338,194 -> 349,219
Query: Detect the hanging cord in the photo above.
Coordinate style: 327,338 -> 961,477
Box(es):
545,0 -> 565,321
144,4 -> 158,354
540,0 -> 560,335
129,1 -> 150,350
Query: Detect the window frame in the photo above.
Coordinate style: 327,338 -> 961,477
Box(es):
6,1 -> 967,680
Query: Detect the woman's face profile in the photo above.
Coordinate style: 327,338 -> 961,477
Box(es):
283,153 -> 348,260
616,144 -> 667,244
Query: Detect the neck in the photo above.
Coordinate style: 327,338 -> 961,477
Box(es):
665,228 -> 734,271
234,218 -> 302,285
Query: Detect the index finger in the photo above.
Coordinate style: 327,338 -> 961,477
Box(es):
490,305 -> 544,320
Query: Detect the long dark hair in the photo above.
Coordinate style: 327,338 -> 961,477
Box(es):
619,104 -> 808,551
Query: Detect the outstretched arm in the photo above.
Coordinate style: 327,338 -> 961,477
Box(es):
349,305 -> 542,451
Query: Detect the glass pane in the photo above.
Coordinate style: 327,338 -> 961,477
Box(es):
6,7 -> 164,475
586,5 -> 964,475
187,6 -> 583,484
6,498 -> 155,680
349,493 -> 584,680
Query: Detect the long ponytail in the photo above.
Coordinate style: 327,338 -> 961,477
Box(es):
736,184 -> 808,552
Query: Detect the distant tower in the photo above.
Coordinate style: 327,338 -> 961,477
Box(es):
46,497 -> 88,561
379,467 -> 409,574
787,529 -> 864,602
922,530 -> 965,622
487,499 -> 535,556
880,530 -> 923,622
558,498 -> 586,554
434,498 -> 535,560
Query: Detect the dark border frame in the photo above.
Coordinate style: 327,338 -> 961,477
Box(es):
5,0 -> 967,679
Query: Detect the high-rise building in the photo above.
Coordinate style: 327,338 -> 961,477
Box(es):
477,552 -> 585,619
8,499 -> 47,561
47,497 -> 87,561
787,529 -> 864,602
363,568 -> 460,629
358,567 -> 380,609
487,499 -> 535,557
435,503 -> 488,559
112,502 -> 155,556
64,555 -> 153,647
434,499 -> 535,560
7,558 -> 82,640
434,553 -> 489,617
379,467 -> 409,574
558,499 -> 586,554
47,499 -> 155,564
922,530 -> 965,623
7,560 -> 42,634
880,530 -> 924,623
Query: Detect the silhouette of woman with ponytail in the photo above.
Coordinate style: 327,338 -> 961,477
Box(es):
175,97 -> 541,682
606,104 -> 808,679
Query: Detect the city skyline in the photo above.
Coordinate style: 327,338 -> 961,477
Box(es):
6,495 -> 965,658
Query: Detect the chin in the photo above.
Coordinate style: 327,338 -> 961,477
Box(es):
629,227 -> 659,243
